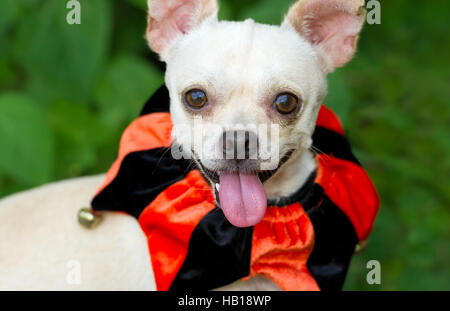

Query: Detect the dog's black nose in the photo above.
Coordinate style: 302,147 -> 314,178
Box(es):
222,130 -> 258,160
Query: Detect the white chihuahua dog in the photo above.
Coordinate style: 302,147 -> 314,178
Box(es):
0,0 -> 370,290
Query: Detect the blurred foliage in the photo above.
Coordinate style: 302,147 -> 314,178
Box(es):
0,0 -> 448,290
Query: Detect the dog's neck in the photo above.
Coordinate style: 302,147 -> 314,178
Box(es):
263,149 -> 317,199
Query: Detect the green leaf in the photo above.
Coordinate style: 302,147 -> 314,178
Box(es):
95,55 -> 164,129
218,0 -> 234,21
113,0 -> 149,55
0,0 -> 19,60
13,0 -> 112,103
126,0 -> 147,11
0,0 -> 19,32
0,93 -> 54,185
325,71 -> 354,124
48,100 -> 113,177
239,0 -> 293,24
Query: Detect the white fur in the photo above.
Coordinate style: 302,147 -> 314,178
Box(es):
0,0 -> 365,290
166,19 -> 326,182
0,176 -> 278,290
264,149 -> 317,199
0,176 -> 155,290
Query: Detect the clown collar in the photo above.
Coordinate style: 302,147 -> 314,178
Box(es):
91,85 -> 380,291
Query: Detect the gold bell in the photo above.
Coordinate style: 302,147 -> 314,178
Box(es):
354,239 -> 369,254
78,207 -> 102,229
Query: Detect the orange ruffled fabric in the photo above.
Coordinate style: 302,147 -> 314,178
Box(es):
315,155 -> 380,241
138,170 -> 216,291
248,203 -> 319,291
96,112 -> 173,195
138,174 -> 319,291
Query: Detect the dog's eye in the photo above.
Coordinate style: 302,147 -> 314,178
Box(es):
274,93 -> 299,114
184,89 -> 208,109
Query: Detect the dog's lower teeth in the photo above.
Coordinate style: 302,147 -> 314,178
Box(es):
215,183 -> 220,191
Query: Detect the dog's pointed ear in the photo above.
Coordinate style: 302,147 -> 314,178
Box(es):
283,0 -> 366,73
146,0 -> 219,60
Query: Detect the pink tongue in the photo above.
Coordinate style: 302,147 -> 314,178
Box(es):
218,172 -> 267,227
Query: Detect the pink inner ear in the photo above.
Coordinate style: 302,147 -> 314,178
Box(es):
174,5 -> 198,34
147,0 -> 207,54
307,10 -> 361,68
298,0 -> 364,70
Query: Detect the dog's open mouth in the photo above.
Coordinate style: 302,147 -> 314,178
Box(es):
217,171 -> 267,227
195,150 -> 295,228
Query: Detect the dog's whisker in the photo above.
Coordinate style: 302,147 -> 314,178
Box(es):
309,146 -> 320,156
184,159 -> 198,173
310,145 -> 332,163
152,147 -> 172,174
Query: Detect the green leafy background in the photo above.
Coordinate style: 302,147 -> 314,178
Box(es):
0,0 -> 449,290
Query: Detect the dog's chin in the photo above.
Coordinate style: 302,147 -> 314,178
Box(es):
193,150 -> 295,228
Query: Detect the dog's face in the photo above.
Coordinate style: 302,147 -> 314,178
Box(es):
146,0 -> 366,227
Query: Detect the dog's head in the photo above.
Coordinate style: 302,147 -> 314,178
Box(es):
146,0 -> 366,227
